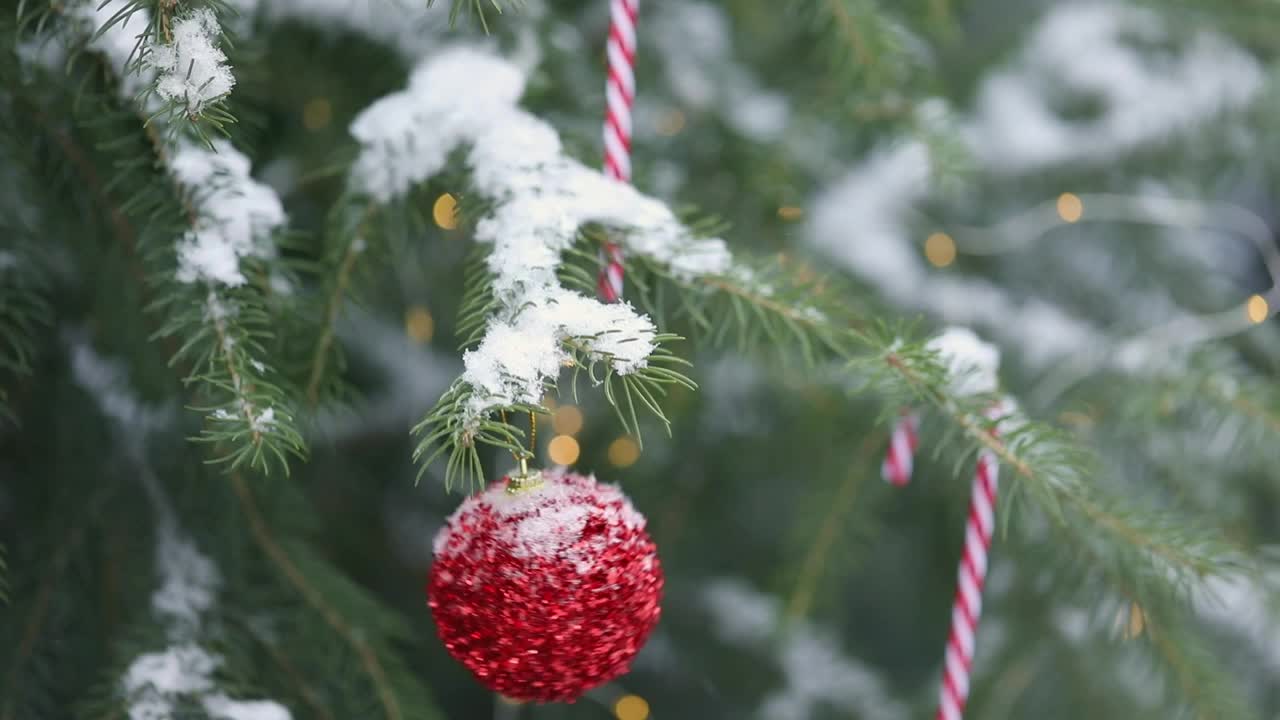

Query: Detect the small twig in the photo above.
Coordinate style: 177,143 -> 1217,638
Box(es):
823,0 -> 873,69
784,437 -> 878,621
236,616 -> 336,720
306,224 -> 368,405
230,473 -> 402,720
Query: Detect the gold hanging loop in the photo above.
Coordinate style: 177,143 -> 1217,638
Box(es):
504,409 -> 543,494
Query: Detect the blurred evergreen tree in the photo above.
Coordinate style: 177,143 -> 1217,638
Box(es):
1,0 -> 1278,718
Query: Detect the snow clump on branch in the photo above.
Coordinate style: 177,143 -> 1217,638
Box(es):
145,8 -> 236,114
349,47 -> 731,424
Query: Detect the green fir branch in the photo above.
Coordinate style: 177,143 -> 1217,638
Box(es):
305,197 -> 376,406
230,474 -> 442,720
49,0 -> 242,145
0,228 -> 52,427
587,232 -> 1252,712
426,0 -> 523,32
800,0 -> 918,93
24,18 -> 307,474
411,330 -> 693,491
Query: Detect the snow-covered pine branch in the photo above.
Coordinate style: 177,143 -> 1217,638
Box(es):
121,531 -> 290,720
345,48 -> 729,486
67,0 -> 303,474
587,227 -> 1255,631
69,339 -> 291,720
807,4 -> 1264,374
73,0 -> 238,135
144,8 -> 235,117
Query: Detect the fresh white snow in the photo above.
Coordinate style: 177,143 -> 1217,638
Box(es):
120,524 -> 292,720
965,4 -> 1263,173
72,0 -> 286,297
151,537 -> 221,632
928,327 -> 1001,396
145,8 -> 235,114
351,48 -> 729,426
170,140 -> 286,287
809,140 -> 1105,369
202,694 -> 296,720
460,287 -> 659,417
68,338 -> 290,718
434,472 -> 646,575
72,0 -> 154,100
648,2 -> 793,142
69,339 -> 174,435
241,0 -> 448,60
808,4 -> 1264,370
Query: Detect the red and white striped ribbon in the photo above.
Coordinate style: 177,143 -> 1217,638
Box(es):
881,411 -> 919,486
936,404 -> 1006,720
598,241 -> 626,302
598,0 -> 639,303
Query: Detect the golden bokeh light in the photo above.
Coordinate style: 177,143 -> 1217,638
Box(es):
1246,294 -> 1269,324
552,405 -> 584,435
405,306 -> 435,344
1056,192 -> 1083,223
656,109 -> 686,136
777,206 -> 804,221
614,694 -> 650,720
433,193 -> 459,230
607,435 -> 641,468
1120,603 -> 1146,641
924,232 -> 956,268
302,97 -> 332,131
547,435 -> 580,465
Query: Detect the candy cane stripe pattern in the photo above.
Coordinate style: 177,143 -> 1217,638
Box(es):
598,0 -> 640,302
936,404 -> 1005,720
882,411 -> 919,486
603,0 -> 637,183
597,241 -> 626,302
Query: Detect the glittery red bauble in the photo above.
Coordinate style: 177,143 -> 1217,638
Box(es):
427,470 -> 663,703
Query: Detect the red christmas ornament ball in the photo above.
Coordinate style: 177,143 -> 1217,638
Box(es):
427,470 -> 663,702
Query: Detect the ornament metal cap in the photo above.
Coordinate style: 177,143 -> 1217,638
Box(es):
505,457 -> 544,494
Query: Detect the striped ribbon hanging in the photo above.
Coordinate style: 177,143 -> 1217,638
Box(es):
597,0 -> 639,302
881,411 -> 920,486
935,402 -> 1007,720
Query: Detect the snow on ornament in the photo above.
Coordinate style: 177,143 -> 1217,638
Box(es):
427,469 -> 663,702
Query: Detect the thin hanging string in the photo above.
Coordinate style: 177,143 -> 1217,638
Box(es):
597,0 -> 639,303
527,411 -> 537,464
500,410 -> 541,490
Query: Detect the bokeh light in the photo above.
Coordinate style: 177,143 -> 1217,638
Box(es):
1057,192 -> 1083,222
302,97 -> 332,131
433,193 -> 459,230
548,435 -> 580,465
552,405 -> 584,435
405,306 -> 434,343
656,109 -> 686,136
1246,294 -> 1269,324
924,232 -> 956,267
614,694 -> 650,720
607,436 -> 641,468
